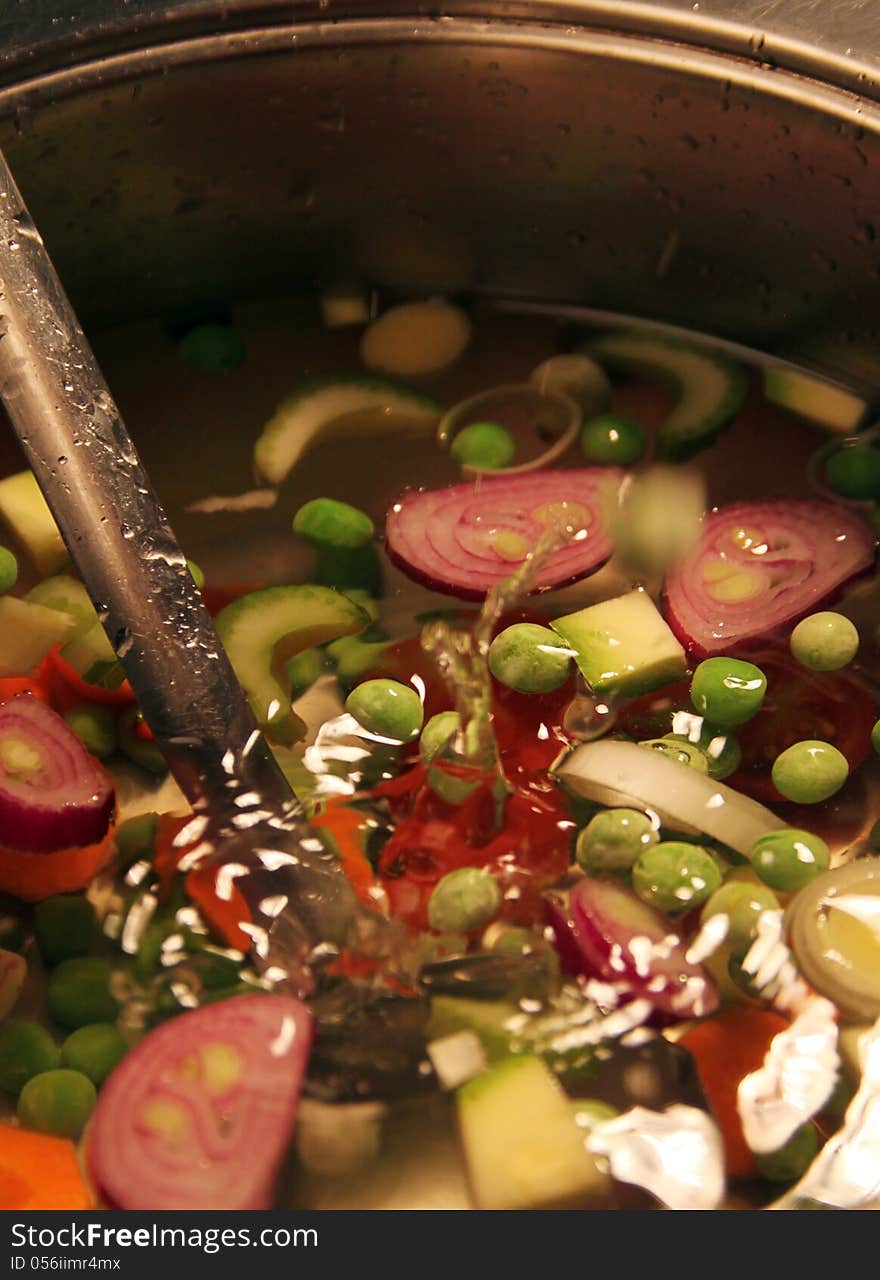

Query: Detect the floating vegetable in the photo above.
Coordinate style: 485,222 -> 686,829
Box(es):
556,739 -> 784,856
631,840 -> 722,915
345,677 -> 424,742
87,994 -> 313,1210
546,877 -> 718,1019
580,414 -> 646,466
789,611 -> 859,672
575,807 -> 658,874
488,623 -> 573,695
293,497 -> 375,551
215,585 -> 367,743
360,300 -> 471,376
386,469 -> 621,600
690,657 -> 767,728
585,329 -> 748,461
665,500 -> 875,658
771,739 -> 849,804
763,366 -> 867,434
0,597 -> 74,678
177,323 -> 245,372
254,378 -> 440,487
551,590 -> 686,698
0,695 -> 115,854
438,386 -> 580,477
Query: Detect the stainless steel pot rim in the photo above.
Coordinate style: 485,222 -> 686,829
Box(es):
1,15 -> 880,139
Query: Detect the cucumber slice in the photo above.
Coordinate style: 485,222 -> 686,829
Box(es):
457,1054 -> 610,1209
550,589 -> 687,697
0,595 -> 74,675
215,585 -> 367,745
585,330 -> 748,461
763,366 -> 868,433
0,471 -> 68,576
61,621 -> 118,678
253,377 -> 441,486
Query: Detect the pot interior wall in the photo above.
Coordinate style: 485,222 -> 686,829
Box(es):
0,21 -> 877,388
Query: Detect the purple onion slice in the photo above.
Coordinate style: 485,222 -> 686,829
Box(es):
0,694 -> 115,851
664,499 -> 875,658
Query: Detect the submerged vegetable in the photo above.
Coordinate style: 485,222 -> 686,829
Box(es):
665,500 -> 875,658
360,300 -> 471,376
386,469 -> 620,600
789,611 -> 859,672
0,695 -> 115,854
690,657 -> 767,728
0,547 -> 18,594
488,623 -> 573,695
293,498 -> 375,550
215,585 -> 367,743
547,876 -> 718,1019
771,739 -> 849,804
254,378 -> 440,487
428,867 -> 502,933
750,828 -> 830,892
551,590 -> 686,698
0,471 -> 68,576
787,858 -> 880,1020
580,414 -> 645,466
575,808 -> 658,874
345,678 -> 424,741
17,1068 -> 96,1140
631,840 -> 722,915
87,994 -> 313,1210
586,329 -> 748,461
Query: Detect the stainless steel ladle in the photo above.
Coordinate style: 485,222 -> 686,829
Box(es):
0,150 -> 378,994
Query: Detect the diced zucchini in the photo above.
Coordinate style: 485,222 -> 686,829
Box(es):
0,471 -> 68,576
586,330 -> 748,461
763,366 -> 868,433
253,377 -> 440,486
427,996 -> 523,1064
457,1055 -> 610,1209
0,595 -> 74,675
27,575 -> 99,641
550,589 -> 687,697
59,620 -> 117,677
215,585 -> 367,745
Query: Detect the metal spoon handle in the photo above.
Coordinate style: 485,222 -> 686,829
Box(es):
0,150 -> 291,814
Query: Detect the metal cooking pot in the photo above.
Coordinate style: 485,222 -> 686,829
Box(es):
1,1 -> 879,1210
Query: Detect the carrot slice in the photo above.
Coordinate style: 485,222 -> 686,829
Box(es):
0,822 -> 116,902
0,1125 -> 92,1210
152,813 -> 253,952
310,798 -> 379,908
679,1006 -> 790,1179
0,675 -> 49,705
38,643 -> 134,714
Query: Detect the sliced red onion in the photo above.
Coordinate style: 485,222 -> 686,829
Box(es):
386,469 -> 621,599
0,694 -> 115,852
665,500 -> 875,657
546,878 -> 718,1020
88,994 -> 312,1211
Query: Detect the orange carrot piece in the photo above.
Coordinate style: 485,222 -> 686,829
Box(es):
0,675 -> 49,705
151,813 -> 253,952
310,799 -> 378,907
0,1126 -> 92,1210
38,643 -> 134,715
679,1006 -> 790,1179
0,822 -> 116,902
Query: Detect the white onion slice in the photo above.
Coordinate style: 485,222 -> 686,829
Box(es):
555,739 -> 784,855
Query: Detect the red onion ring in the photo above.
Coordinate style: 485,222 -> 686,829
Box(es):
664,500 -> 875,658
386,469 -> 622,599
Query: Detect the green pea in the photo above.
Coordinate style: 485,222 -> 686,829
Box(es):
771,739 -> 849,804
450,422 -> 515,470
134,918 -> 181,982
632,841 -> 722,915
0,1021 -> 60,1095
750,828 -> 830,893
294,497 -> 375,551
63,704 -> 117,759
33,896 -> 97,968
177,323 -> 246,372
345,678 -> 424,742
17,1068 -> 96,1140
186,559 -> 206,590
47,957 -> 120,1030
0,545 -> 18,594
114,812 -> 159,868
419,711 -> 462,764
60,1023 -> 128,1087
825,445 -> 880,501
690,658 -> 767,727
755,1123 -> 819,1183
488,623 -> 573,695
427,867 -> 502,933
701,881 -> 781,959
285,647 -> 326,700
315,543 -> 383,596
575,808 -> 658,874
790,611 -> 859,672
638,737 -> 709,773
579,414 -> 645,466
